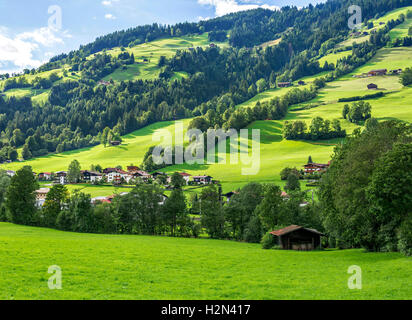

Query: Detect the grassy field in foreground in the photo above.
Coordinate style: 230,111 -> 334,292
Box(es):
0,223 -> 410,300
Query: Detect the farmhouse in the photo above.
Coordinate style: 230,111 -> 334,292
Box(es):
303,162 -> 330,174
110,141 -> 121,146
193,175 -> 213,184
35,188 -> 50,207
54,171 -> 67,185
127,166 -> 140,173
278,82 -> 292,88
367,83 -> 378,90
107,169 -> 129,184
38,172 -> 52,181
223,191 -> 239,203
81,170 -> 103,183
270,225 -> 325,250
5,170 -> 15,177
390,69 -> 402,75
177,172 -> 191,184
133,170 -> 152,182
368,69 -> 387,76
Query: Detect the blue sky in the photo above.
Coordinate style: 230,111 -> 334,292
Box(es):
0,0 -> 326,73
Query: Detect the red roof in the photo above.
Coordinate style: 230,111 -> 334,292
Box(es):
270,225 -> 325,237
179,172 -> 191,176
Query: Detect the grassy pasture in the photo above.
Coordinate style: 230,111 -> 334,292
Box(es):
0,223 -> 410,300
1,119 -> 191,174
101,34 -> 228,82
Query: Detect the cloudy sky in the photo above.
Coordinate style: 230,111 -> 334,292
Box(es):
0,0 -> 325,74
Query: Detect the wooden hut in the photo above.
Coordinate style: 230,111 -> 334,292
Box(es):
270,225 -> 325,251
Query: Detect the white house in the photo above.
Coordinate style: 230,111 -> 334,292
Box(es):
6,170 -> 15,177
35,188 -> 50,207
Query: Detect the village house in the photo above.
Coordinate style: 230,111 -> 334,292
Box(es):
193,175 -> 213,185
152,172 -> 168,180
81,170 -> 103,183
390,69 -> 402,75
127,166 -> 140,173
223,191 -> 239,203
110,141 -> 121,146
278,82 -> 292,88
168,172 -> 191,185
98,80 -> 111,86
38,172 -> 52,181
303,162 -> 330,175
91,196 -> 110,204
270,225 -> 325,251
159,194 -> 168,206
106,169 -> 129,184
368,69 -> 387,76
133,170 -> 152,182
367,83 -> 378,90
35,188 -> 50,207
5,170 -> 15,177
54,171 -> 67,185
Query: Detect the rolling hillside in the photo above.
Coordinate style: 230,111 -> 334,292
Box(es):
1,6 -> 412,195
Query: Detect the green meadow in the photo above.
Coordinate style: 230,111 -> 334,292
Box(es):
101,33 -> 227,82
0,223 -> 410,300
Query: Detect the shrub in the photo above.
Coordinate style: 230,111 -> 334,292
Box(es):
261,232 -> 277,249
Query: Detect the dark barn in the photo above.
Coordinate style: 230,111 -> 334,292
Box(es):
270,225 -> 325,251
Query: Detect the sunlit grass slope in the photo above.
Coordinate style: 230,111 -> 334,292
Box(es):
0,223 -> 410,300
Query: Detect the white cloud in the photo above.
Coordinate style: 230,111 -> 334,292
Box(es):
104,13 -> 117,20
102,0 -> 120,6
0,26 -> 70,73
198,0 -> 279,17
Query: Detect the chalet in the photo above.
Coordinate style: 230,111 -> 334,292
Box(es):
133,170 -> 152,182
175,172 -> 191,185
367,83 -> 378,90
159,194 -> 169,206
303,162 -> 330,174
223,191 -> 239,203
152,172 -> 167,179
110,141 -> 121,146
107,169 -> 129,184
38,172 -> 52,181
193,175 -> 213,185
270,225 -> 325,251
35,188 -> 50,207
54,171 -> 67,185
127,166 -> 140,173
98,80 -> 111,86
298,80 -> 305,86
390,69 -> 402,75
5,170 -> 15,177
368,69 -> 387,76
278,82 -> 292,88
281,191 -> 290,199
91,196 -> 111,205
82,170 -> 103,183
103,168 -> 118,174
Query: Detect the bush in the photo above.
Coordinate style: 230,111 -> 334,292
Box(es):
398,217 -> 412,256
261,232 -> 277,249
